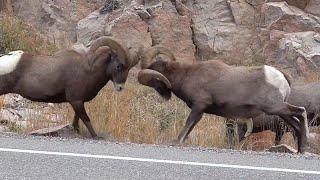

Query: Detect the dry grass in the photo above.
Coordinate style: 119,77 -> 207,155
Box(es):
303,71 -> 320,83
80,78 -> 227,148
0,96 -> 4,109
0,13 -> 57,55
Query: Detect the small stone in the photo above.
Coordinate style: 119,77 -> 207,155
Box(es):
0,125 -> 9,133
279,132 -> 297,149
306,133 -> 320,154
268,144 -> 298,153
133,5 -> 144,10
314,34 -> 320,43
295,57 -> 308,75
30,123 -> 82,138
72,42 -> 88,54
137,9 -> 152,20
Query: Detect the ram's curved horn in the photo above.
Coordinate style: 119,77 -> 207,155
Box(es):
89,36 -> 131,67
129,46 -> 144,68
141,46 -> 176,69
138,69 -> 171,88
244,118 -> 253,138
90,46 -> 112,68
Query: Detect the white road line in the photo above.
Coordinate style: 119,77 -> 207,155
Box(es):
0,147 -> 319,175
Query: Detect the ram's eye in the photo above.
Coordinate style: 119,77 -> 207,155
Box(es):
116,64 -> 121,70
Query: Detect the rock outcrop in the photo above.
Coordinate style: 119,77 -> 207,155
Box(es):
263,30 -> 320,76
6,0 -> 106,48
261,2 -> 320,33
76,0 -> 195,62
2,0 -> 318,69
269,132 -> 320,154
279,132 -> 297,149
238,130 -> 276,151
305,0 -> 320,16
0,94 -> 70,130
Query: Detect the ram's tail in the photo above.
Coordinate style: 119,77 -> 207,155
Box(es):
280,70 -> 292,87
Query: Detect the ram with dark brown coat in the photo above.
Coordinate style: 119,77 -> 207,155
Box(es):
0,36 -> 139,139
137,46 -> 310,153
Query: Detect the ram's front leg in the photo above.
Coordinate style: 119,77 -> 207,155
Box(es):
72,114 -> 80,133
69,101 -> 101,139
170,105 -> 205,145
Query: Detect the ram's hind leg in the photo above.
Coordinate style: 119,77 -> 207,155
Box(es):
286,104 -> 309,135
278,115 -> 302,151
261,102 -> 308,153
0,78 -> 10,96
285,104 -> 309,153
0,79 -> 10,111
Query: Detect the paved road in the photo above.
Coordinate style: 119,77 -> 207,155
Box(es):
0,133 -> 319,180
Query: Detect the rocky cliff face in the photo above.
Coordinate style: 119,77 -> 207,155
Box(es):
3,0 -> 105,48
2,0 -> 319,78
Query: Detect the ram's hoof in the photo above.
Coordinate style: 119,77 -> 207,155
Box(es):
92,136 -> 104,140
71,126 -> 80,134
164,140 -> 181,147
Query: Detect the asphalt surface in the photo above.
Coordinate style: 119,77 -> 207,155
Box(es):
0,133 -> 319,180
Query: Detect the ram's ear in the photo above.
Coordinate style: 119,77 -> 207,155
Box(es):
149,58 -> 169,72
89,46 -> 111,67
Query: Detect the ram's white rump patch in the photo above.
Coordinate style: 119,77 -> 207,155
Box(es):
263,65 -> 289,98
0,50 -> 24,75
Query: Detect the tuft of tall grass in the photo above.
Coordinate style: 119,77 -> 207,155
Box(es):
0,96 -> 4,110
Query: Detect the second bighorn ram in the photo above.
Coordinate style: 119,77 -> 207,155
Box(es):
236,82 -> 320,142
0,36 -> 140,139
138,46 -> 309,153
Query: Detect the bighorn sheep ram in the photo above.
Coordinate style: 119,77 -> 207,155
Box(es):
288,82 -> 320,126
235,115 -> 286,145
226,118 -> 253,137
0,36 -> 139,139
237,82 -> 320,142
225,118 -> 253,148
137,46 -> 309,153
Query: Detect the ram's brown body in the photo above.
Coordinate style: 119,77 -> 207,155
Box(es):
138,46 -> 310,153
156,61 -> 286,118
0,36 -> 137,138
